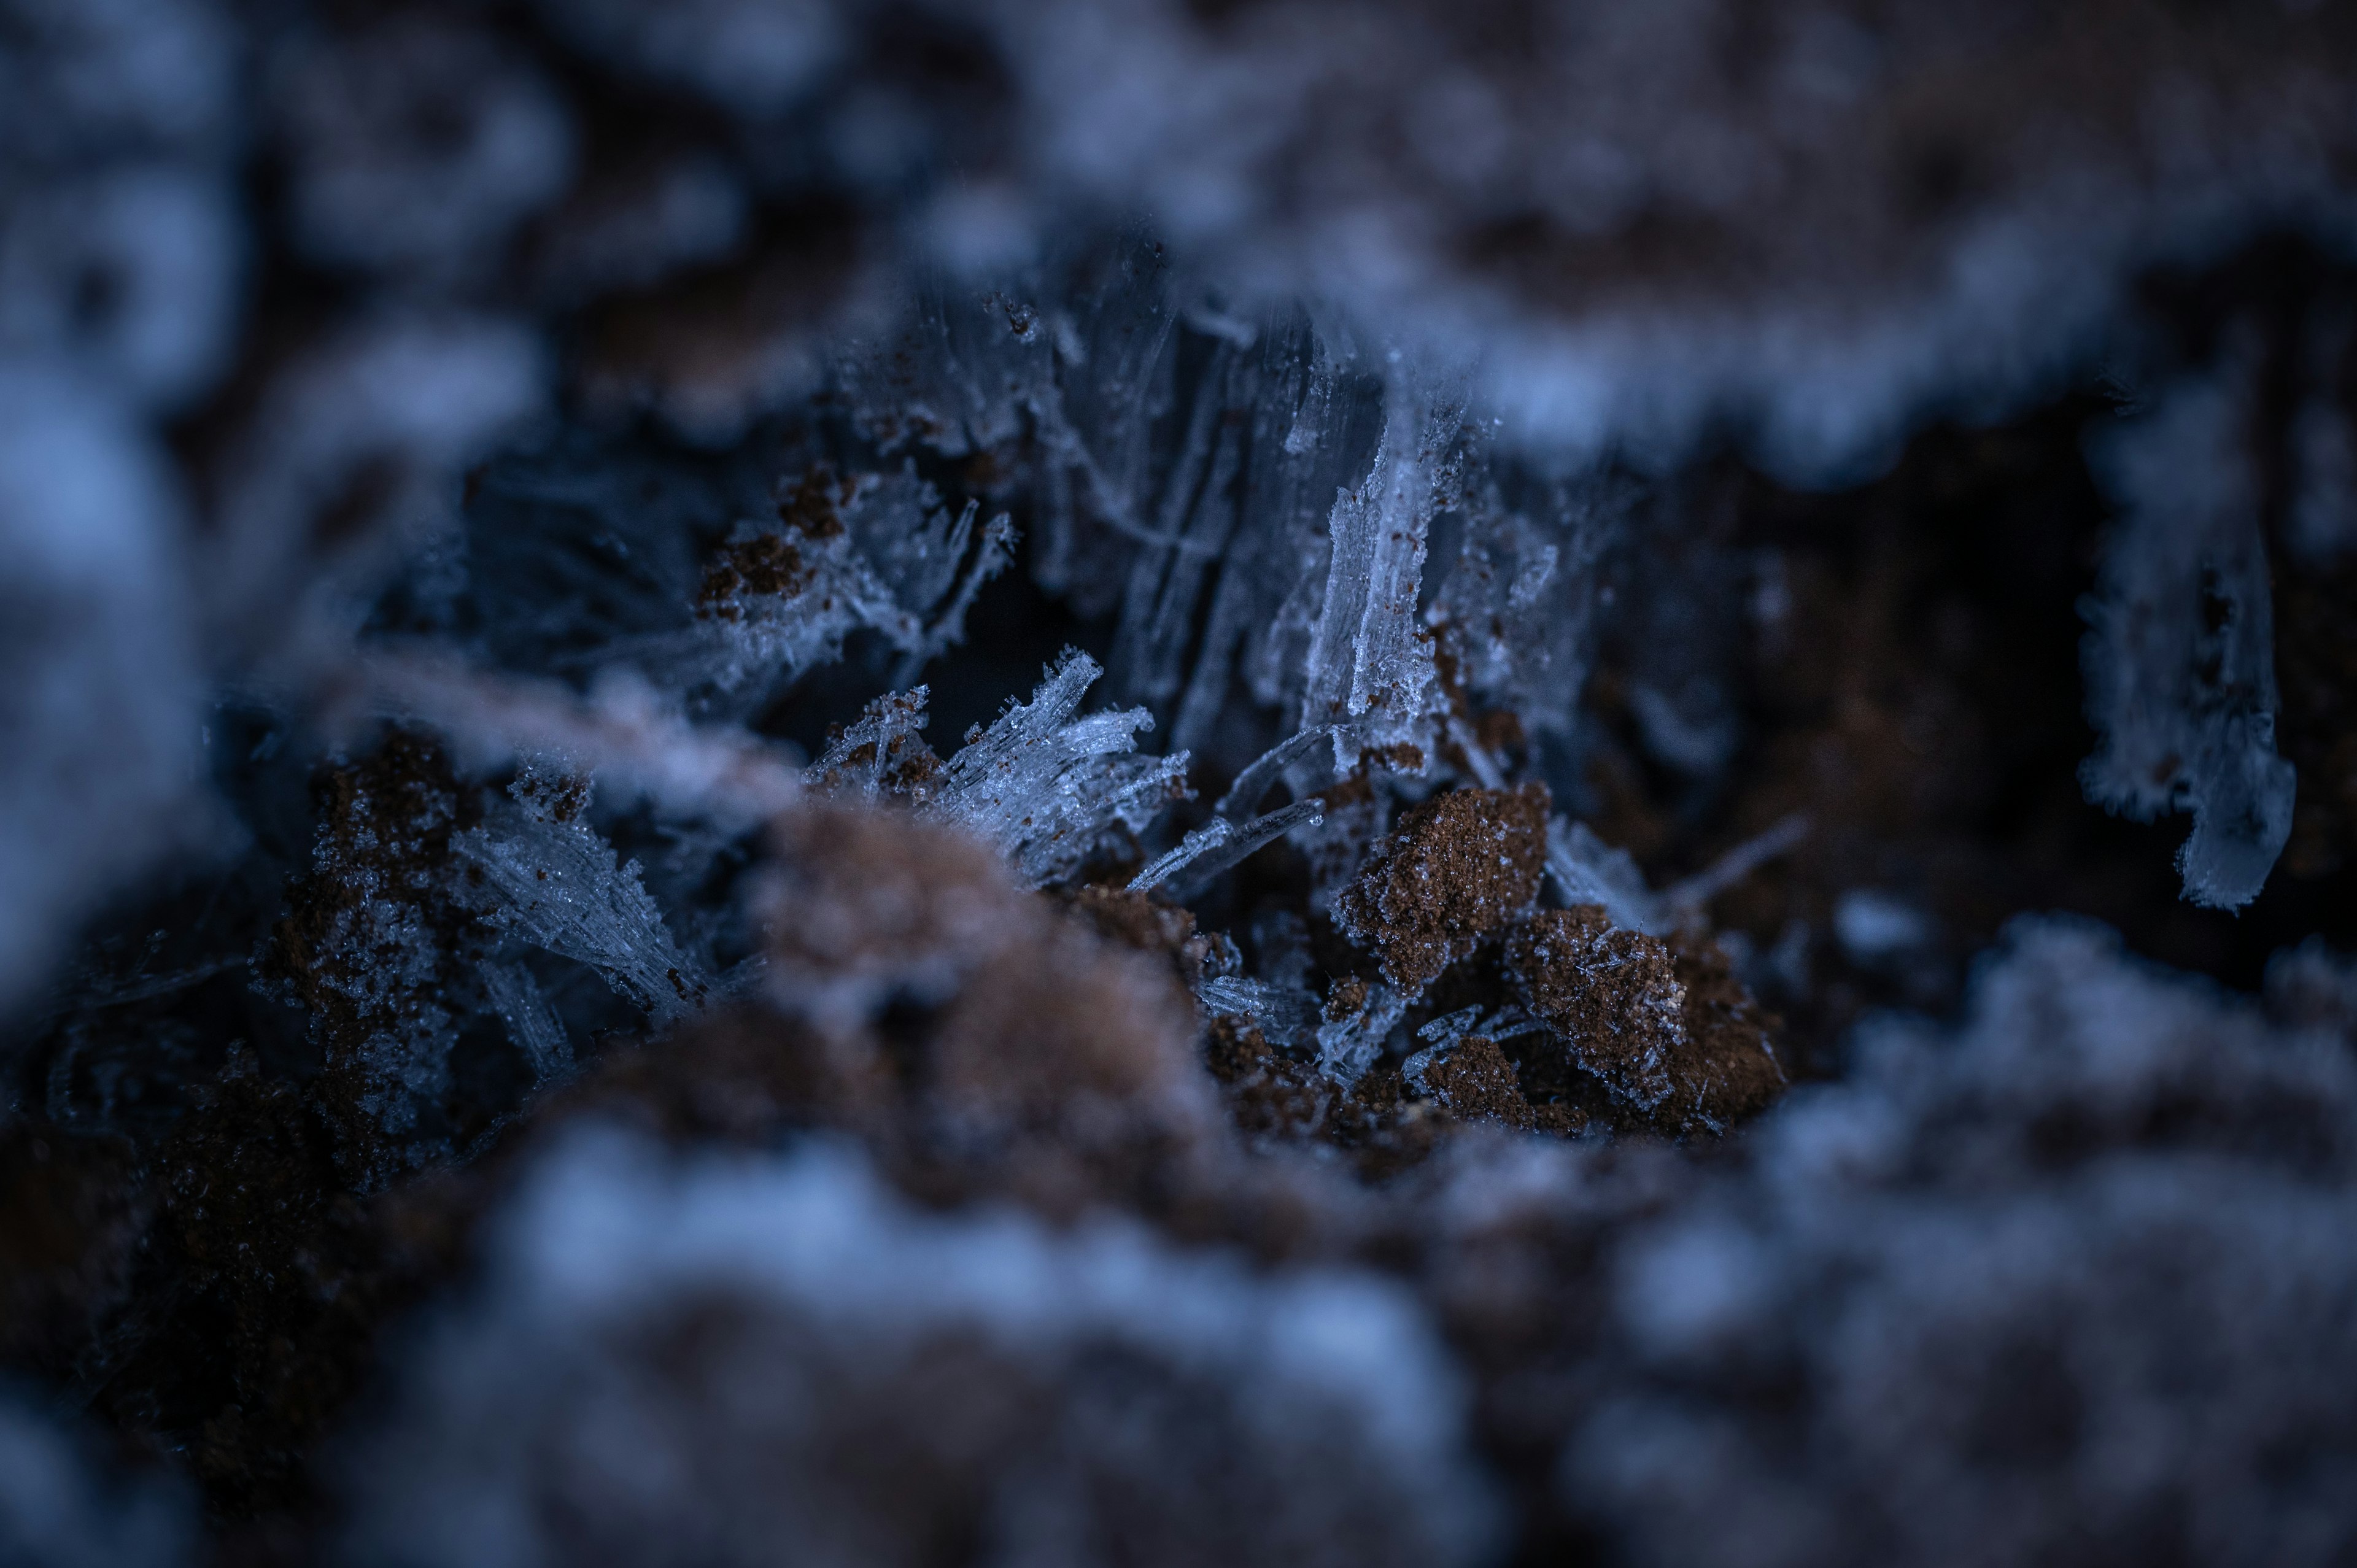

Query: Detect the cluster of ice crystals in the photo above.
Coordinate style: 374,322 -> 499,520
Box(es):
809,688 -> 936,802
1425,461 -> 1622,742
926,650 -> 1190,887
347,1126 -> 1500,1568
454,768 -> 709,1024
1315,982 -> 1411,1091
810,653 -> 1199,889
1402,1005 -> 1538,1099
1198,975 -> 1322,1055
2080,365 -> 2296,910
18,7 -> 2357,1561
651,466 -> 1015,711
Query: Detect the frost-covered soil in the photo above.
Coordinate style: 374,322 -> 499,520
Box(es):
8,4 -> 2357,1565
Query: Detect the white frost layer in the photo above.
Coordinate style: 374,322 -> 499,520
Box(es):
347,1126 -> 1500,1568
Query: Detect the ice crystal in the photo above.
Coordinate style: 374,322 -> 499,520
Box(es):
1199,975 -> 1322,1056
664,466 -> 1015,708
808,688 -> 937,803
1401,1006 -> 1539,1101
1315,980 -> 1410,1091
454,768 -> 710,1024
480,960 -> 571,1082
13,5 -> 2357,1562
1300,380 -> 1461,771
2081,366 -> 2297,909
927,651 -> 1190,887
1426,464 -> 1623,742
1126,800 -> 1325,897
808,653 -> 1191,889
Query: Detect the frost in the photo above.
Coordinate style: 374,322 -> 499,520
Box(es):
1832,889 -> 1934,967
346,1127 -> 1500,1568
1127,800 -> 1325,896
1546,814 -> 1809,937
217,319 -> 546,651
276,19 -> 575,282
481,960 -> 571,1082
2081,366 -> 2296,909
1301,378 -> 1461,770
1215,725 -> 1341,821
1107,338 -> 1256,713
1315,981 -> 1409,1091
536,0 -> 845,120
1199,975 -> 1323,1054
1545,819 -> 1665,934
807,654 -> 1192,888
1401,1006 -> 1537,1100
808,687 -> 936,802
928,650 -> 1190,887
14,5 -> 2357,1558
0,0 -> 236,160
0,369 -> 199,1011
0,165 -> 241,411
1425,465 -> 1623,740
1564,917 -> 2357,1568
367,655 -> 805,828
454,768 -> 710,1024
0,1396 -> 187,1568
669,466 -> 1015,707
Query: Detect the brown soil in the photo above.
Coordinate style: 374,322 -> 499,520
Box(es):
1507,908 -> 1786,1135
1336,783 -> 1550,990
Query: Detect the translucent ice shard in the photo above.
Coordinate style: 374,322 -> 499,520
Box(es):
1301,377 -> 1463,770
1199,975 -> 1322,1054
1126,800 -> 1325,895
481,959 -> 571,1081
1315,979 -> 1409,1090
1546,818 -> 1665,934
1425,463 -> 1624,741
2081,365 -> 2296,910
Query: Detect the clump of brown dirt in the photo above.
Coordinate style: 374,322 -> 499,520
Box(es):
758,802 -> 1217,1218
1418,1036 -> 1538,1133
1065,884 -> 1223,992
694,534 -> 810,619
1204,1017 -> 1333,1142
1506,908 -> 1786,1135
1336,784 -> 1549,990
